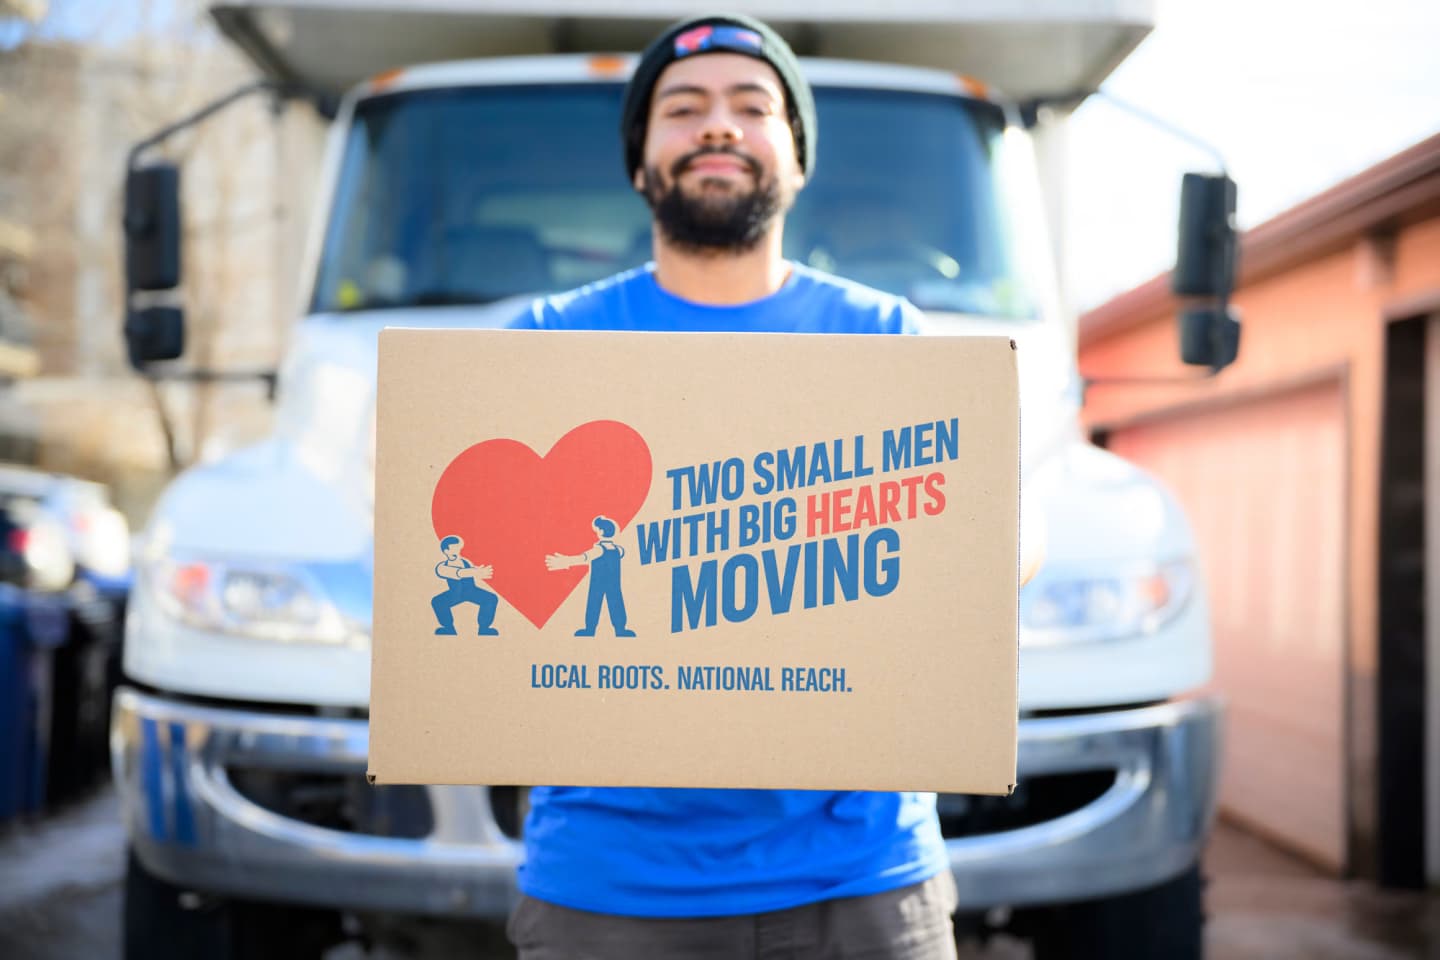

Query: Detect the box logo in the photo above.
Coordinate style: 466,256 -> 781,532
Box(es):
430,419 -> 652,631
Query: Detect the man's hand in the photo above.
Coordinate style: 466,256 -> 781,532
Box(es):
466,564 -> 494,581
545,553 -> 580,571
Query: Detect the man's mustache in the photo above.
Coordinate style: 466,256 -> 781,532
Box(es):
671,147 -> 762,179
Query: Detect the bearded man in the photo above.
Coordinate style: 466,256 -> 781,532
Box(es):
508,15 -> 957,960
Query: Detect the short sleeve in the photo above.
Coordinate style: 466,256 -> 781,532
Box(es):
510,298 -> 547,330
893,299 -> 924,336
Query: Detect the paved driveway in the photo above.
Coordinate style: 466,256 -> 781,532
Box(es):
1203,821 -> 1437,960
1,788 -> 1434,959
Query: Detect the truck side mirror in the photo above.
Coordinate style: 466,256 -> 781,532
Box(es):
1179,305 -> 1240,370
1172,172 -> 1236,298
124,164 -> 182,291
1173,172 -> 1241,372
125,306 -> 185,369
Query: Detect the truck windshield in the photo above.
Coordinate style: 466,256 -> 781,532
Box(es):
313,83 -> 1035,318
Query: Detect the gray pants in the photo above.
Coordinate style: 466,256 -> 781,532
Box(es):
506,871 -> 960,960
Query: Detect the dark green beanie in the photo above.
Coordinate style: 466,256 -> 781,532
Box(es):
621,14 -> 816,181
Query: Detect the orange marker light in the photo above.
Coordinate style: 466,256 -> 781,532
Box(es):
369,67 -> 406,92
588,55 -> 629,77
956,74 -> 991,100
171,563 -> 211,610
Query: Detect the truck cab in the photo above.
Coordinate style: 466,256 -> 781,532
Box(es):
113,4 -> 1226,957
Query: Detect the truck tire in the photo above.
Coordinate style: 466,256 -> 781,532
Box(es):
1026,864 -> 1205,960
124,850 -> 343,960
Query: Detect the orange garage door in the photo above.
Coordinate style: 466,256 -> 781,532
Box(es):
1106,379 -> 1348,870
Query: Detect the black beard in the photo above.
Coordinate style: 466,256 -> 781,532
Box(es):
641,149 -> 784,255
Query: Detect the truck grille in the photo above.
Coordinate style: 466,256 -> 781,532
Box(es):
937,770 -> 1115,838
228,767 -> 434,839
486,777 -> 1113,843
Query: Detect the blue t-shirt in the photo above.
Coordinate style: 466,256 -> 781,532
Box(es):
510,262 -> 947,918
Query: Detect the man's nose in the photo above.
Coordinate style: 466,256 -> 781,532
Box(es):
697,105 -> 743,145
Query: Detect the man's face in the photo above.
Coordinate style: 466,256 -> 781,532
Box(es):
444,541 -> 462,561
636,52 -> 805,253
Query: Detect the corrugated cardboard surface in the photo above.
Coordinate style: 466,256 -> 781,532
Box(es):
370,331 -> 1018,794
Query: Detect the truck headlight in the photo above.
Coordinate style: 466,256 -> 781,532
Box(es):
144,554 -> 354,645
1020,559 -> 1194,646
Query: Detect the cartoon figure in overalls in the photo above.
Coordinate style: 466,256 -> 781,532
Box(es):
432,535 -> 500,635
545,515 -> 636,637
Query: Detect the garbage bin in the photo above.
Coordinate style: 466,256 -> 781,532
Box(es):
44,587 -> 120,805
0,583 -> 60,824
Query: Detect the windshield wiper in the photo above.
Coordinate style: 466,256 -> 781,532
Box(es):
411,290 -> 505,307
329,290 -> 506,312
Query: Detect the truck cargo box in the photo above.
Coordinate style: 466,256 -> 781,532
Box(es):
212,0 -> 1153,101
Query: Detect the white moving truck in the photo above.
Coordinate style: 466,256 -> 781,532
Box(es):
114,3 -> 1236,957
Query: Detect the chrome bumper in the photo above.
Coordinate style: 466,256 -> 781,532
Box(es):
111,687 -> 523,917
950,696 -> 1223,908
113,687 -> 1220,918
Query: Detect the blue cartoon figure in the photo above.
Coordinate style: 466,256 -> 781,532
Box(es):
545,515 -> 636,637
432,535 -> 500,636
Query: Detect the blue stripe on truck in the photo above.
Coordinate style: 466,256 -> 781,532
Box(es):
168,722 -> 196,847
140,717 -> 167,841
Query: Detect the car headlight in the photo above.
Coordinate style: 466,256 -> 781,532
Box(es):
72,505 -> 131,579
1020,558 -> 1194,646
144,554 -> 356,645
17,516 -> 76,593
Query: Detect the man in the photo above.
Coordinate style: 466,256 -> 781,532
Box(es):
507,14 -> 957,959
544,515 -> 636,637
431,534 -> 500,636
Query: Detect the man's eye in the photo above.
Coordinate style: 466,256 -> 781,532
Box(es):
665,106 -> 696,117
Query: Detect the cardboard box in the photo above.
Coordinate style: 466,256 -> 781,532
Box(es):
370,330 -> 1018,794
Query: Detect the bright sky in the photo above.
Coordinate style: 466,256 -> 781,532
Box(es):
1065,0 -> 1440,310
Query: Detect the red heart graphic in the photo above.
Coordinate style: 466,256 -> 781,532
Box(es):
431,420 -> 653,629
